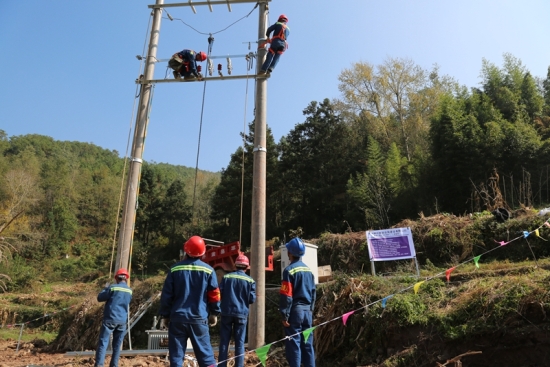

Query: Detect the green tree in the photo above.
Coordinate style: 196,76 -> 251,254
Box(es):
277,99 -> 359,236
347,137 -> 392,228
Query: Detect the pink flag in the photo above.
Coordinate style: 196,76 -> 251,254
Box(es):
544,221 -> 550,228
342,311 -> 355,326
445,267 -> 456,282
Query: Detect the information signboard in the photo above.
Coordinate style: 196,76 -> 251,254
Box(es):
366,227 -> 416,261
366,227 -> 419,276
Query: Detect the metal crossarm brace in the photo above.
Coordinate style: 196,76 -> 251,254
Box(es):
148,0 -> 270,9
137,74 -> 269,84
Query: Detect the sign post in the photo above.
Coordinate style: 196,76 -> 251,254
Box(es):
366,228 -> 419,277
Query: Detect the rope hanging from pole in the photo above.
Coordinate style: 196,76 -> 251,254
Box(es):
239,52 -> 254,245
191,35 -> 215,223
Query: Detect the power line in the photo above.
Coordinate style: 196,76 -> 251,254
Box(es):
163,3 -> 258,36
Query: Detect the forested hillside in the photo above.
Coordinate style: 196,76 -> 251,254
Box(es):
1,54 -> 550,293
0,133 -> 219,290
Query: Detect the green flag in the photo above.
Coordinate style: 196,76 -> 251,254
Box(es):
473,255 -> 481,268
255,343 -> 271,366
303,327 -> 316,343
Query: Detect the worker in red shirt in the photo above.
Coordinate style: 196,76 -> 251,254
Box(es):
218,254 -> 256,367
280,238 -> 316,367
259,14 -> 290,75
168,49 -> 207,80
159,236 -> 221,367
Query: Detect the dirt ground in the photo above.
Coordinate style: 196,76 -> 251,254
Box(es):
0,339 -> 286,367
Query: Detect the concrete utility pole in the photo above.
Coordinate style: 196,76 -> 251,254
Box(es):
115,0 -> 164,275
248,1 -> 268,349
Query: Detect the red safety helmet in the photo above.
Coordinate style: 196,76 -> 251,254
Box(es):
184,236 -> 206,257
278,14 -> 288,23
235,253 -> 250,269
196,51 -> 207,62
115,268 -> 130,279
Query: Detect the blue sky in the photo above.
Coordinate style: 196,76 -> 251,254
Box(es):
1,0 -> 549,172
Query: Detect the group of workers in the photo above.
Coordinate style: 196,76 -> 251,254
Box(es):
93,235 -> 315,367
168,14 -> 290,80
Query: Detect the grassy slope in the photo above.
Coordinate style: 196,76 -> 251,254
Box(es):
3,210 -> 550,366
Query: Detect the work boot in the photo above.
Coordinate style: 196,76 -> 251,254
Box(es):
173,71 -> 181,79
267,68 -> 273,74
184,75 -> 196,81
258,70 -> 267,75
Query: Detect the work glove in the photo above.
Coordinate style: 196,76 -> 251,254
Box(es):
208,314 -> 217,327
160,317 -> 170,330
104,282 -> 111,288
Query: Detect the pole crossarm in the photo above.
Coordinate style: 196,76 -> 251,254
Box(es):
154,53 -> 254,62
148,0 -> 270,9
137,74 -> 268,84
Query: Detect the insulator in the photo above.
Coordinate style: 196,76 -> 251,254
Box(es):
197,65 -> 202,72
208,58 -> 213,76
227,57 -> 233,75
217,63 -> 222,71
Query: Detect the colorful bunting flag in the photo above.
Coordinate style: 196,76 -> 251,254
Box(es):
381,295 -> 393,308
544,221 -> 550,228
413,281 -> 425,294
445,267 -> 456,282
255,344 -> 271,366
342,311 -> 355,326
303,327 -> 316,342
534,229 -> 547,241
498,241 -> 507,246
473,255 -> 481,268
523,231 -> 530,238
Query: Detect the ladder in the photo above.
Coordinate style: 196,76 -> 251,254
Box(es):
124,291 -> 161,337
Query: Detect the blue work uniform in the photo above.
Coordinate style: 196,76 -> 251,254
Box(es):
159,257 -> 221,367
261,21 -> 290,73
170,49 -> 201,78
218,270 -> 256,367
95,282 -> 133,367
280,259 -> 316,367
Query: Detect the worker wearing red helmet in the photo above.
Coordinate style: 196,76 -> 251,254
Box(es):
168,49 -> 207,81
94,268 -> 133,367
159,236 -> 221,367
259,14 -> 290,75
218,254 -> 256,367
280,238 -> 316,367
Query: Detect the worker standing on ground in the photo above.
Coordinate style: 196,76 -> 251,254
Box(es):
169,49 -> 207,80
218,254 -> 256,367
280,238 -> 316,367
159,236 -> 221,367
94,268 -> 133,367
259,14 -> 290,75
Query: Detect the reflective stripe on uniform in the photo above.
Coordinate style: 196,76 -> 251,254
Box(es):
110,286 -> 133,294
171,264 -> 213,274
224,274 -> 255,283
288,266 -> 311,275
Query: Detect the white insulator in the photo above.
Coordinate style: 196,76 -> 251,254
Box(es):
207,58 -> 213,76
226,57 -> 233,75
